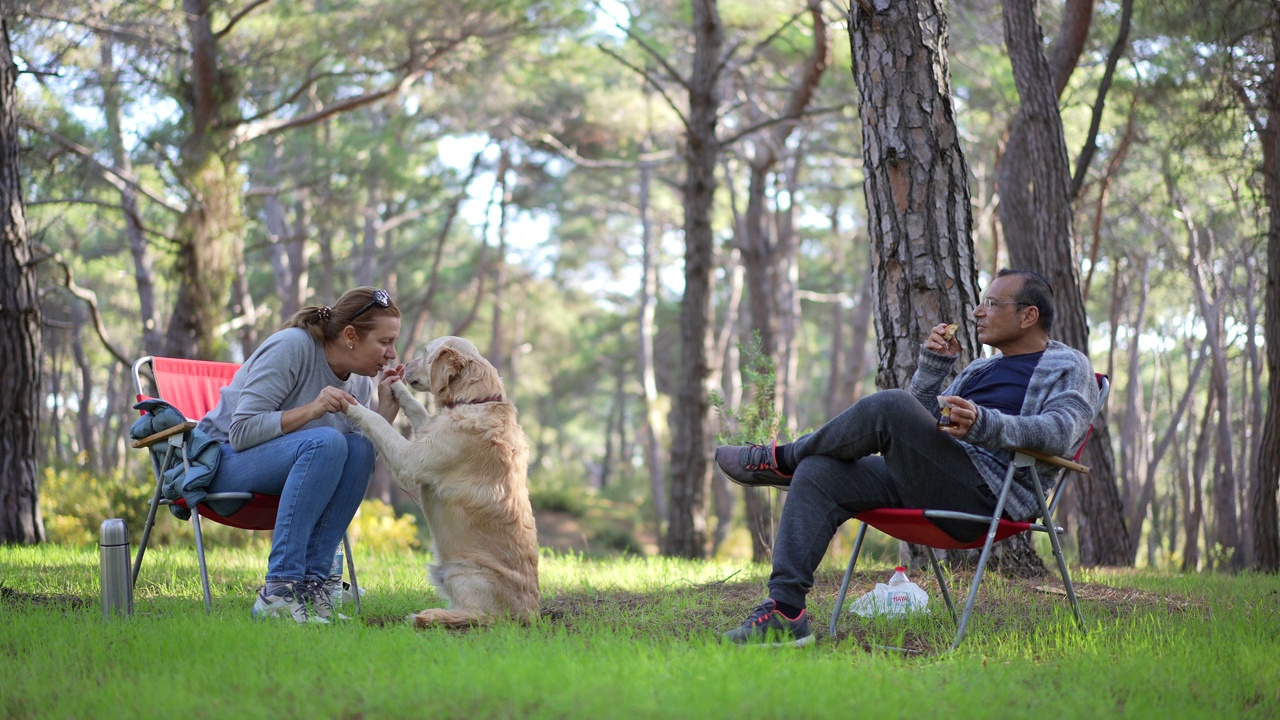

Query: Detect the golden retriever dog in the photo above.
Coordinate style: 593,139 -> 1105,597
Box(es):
345,335 -> 539,628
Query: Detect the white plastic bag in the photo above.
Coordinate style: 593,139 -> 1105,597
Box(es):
848,566 -> 930,616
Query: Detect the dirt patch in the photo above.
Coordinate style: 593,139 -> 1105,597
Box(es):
0,585 -> 91,610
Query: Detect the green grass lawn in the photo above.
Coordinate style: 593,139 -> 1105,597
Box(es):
1,542 -> 1278,719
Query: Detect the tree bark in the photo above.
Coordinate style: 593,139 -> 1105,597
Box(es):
666,0 -> 723,559
0,18 -> 45,544
1250,4 -> 1280,572
164,0 -> 244,359
849,0 -> 981,390
849,0 -> 1050,572
1000,0 -> 1130,566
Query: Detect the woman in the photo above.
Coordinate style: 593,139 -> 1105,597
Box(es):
198,286 -> 404,623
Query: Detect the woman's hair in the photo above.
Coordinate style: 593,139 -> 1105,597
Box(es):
997,268 -> 1055,332
283,286 -> 401,345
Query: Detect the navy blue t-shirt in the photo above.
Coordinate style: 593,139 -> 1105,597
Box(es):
956,351 -> 1044,416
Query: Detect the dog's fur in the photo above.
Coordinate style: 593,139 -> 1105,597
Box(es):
345,336 -> 539,629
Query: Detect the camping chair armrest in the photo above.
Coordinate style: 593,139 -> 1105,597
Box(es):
1011,447 -> 1089,474
132,421 -> 197,449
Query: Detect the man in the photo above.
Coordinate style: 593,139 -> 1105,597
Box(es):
715,269 -> 1099,646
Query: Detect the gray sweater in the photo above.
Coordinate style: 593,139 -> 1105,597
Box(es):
909,340 -> 1099,521
198,328 -> 373,452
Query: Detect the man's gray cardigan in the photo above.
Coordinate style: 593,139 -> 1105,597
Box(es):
909,340 -> 1100,521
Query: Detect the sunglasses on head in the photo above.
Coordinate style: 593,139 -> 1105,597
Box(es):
349,289 -> 391,322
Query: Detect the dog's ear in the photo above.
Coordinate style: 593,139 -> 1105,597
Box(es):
429,346 -> 465,397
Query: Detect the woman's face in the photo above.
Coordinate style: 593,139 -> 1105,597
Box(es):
345,314 -> 401,377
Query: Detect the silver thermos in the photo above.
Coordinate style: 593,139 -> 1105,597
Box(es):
99,518 -> 133,619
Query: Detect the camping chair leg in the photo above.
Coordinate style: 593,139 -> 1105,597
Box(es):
190,510 -> 213,614
133,445 -> 173,586
342,532 -> 361,614
924,546 -> 957,625
1031,468 -> 1087,633
830,522 -> 870,637
952,464 -> 1019,651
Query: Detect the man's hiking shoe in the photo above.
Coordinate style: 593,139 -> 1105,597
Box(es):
251,583 -> 329,624
722,599 -> 814,647
714,442 -> 792,489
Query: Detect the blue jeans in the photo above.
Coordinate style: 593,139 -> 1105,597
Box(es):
207,427 -> 374,583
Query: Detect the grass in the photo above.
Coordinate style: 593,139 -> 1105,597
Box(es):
2,543 -> 1278,719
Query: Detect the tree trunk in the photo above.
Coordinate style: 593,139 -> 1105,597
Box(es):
666,0 -> 723,559
1000,0 -> 1130,566
849,0 -> 1044,571
164,0 -> 243,360
101,39 -> 161,357
849,0 -> 981,390
636,137 -> 668,553
0,18 -> 45,544
1250,6 -> 1280,572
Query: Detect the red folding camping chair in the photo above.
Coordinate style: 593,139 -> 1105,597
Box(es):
830,374 -> 1110,650
130,355 -> 361,614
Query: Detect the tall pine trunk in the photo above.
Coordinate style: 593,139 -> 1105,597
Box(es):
1250,5 -> 1280,572
666,0 -> 723,558
164,0 -> 243,359
999,0 -> 1130,566
0,18 -> 45,544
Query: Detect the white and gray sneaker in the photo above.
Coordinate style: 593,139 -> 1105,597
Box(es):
251,583 -> 329,624
302,578 -> 350,622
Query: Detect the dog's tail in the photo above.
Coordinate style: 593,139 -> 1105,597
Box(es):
411,607 -> 491,629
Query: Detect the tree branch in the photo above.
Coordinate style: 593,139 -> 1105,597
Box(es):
27,198 -> 176,242
718,103 -> 842,148
596,44 -> 689,130
1070,0 -> 1133,198
22,119 -> 187,214
32,242 -> 132,367
215,0 -> 274,38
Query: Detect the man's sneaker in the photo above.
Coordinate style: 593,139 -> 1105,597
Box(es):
721,599 -> 814,647
251,583 -> 329,624
302,578 -> 350,622
714,442 -> 792,488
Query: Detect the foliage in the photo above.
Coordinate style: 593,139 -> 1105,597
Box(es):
711,332 -> 783,446
349,499 -> 421,554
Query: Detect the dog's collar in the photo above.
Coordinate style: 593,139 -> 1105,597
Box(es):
446,395 -> 504,409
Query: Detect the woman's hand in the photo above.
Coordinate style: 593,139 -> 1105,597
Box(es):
376,364 -> 405,423
281,386 -> 360,433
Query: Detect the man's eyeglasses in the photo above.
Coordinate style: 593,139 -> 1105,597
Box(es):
980,297 -> 1028,311
349,289 -> 391,321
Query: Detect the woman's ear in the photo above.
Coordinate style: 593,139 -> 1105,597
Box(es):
342,325 -> 360,349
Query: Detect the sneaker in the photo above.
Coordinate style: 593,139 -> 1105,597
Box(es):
721,599 -> 814,647
251,583 -> 329,624
302,578 -> 350,622
714,442 -> 792,488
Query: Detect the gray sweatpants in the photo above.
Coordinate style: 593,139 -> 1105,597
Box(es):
768,389 -> 998,610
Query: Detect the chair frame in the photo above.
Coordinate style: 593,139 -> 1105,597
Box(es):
131,355 -> 362,614
830,375 -> 1110,650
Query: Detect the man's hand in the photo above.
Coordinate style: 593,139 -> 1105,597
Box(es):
926,323 -> 960,356
937,395 -> 977,438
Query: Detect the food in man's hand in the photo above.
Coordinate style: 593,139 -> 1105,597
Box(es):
942,323 -> 959,341
937,397 -> 952,426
